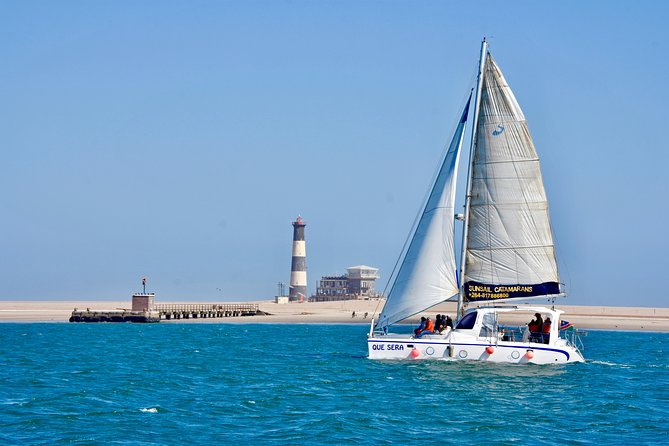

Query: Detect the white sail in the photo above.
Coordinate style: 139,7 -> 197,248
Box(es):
463,54 -> 560,303
378,98 -> 470,328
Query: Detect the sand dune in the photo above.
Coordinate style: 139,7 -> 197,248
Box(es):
0,299 -> 668,331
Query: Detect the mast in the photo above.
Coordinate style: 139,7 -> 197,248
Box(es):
457,38 -> 488,318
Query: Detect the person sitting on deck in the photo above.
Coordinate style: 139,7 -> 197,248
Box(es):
435,314 -> 444,333
414,317 -> 427,336
528,313 -> 544,343
542,317 -> 552,344
437,315 -> 452,334
416,317 -> 435,338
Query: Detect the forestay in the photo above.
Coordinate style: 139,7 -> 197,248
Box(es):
463,54 -> 560,302
377,97 -> 470,329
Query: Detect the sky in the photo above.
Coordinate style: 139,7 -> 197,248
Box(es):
1,1 -> 668,307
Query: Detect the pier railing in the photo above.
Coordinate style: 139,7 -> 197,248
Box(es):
153,303 -> 259,320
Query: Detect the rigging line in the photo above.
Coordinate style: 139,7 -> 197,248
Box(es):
373,183 -> 429,320
372,167 -> 437,320
374,155 -> 449,319
373,92 -> 472,322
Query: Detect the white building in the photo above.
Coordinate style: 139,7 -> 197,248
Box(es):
311,265 -> 380,301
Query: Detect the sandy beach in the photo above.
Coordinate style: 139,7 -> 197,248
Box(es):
0,299 -> 668,331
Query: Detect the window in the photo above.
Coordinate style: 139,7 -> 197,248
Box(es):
456,311 -> 477,330
479,313 -> 497,337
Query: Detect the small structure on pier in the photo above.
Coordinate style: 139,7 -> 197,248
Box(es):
132,293 -> 155,311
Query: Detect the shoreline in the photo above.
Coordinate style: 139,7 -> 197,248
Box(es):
1,300 -> 668,332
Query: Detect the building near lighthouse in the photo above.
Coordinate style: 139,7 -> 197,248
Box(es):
310,266 -> 381,302
289,216 -> 307,302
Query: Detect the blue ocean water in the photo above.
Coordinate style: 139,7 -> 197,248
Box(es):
0,324 -> 667,445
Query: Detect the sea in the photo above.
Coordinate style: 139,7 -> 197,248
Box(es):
0,324 -> 667,445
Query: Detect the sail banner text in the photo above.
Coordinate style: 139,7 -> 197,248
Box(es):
464,281 -> 560,302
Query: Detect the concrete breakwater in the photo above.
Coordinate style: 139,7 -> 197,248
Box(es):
69,308 -> 160,323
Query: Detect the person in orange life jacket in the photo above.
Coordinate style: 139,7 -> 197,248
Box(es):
542,317 -> 552,344
528,313 -> 543,332
417,317 -> 435,338
528,313 -> 543,342
542,318 -> 552,333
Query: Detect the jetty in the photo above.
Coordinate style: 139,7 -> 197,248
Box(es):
69,288 -> 263,323
69,292 -> 158,323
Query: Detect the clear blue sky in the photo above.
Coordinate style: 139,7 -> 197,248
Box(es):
1,1 -> 667,306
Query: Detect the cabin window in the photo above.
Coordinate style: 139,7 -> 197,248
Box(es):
479,313 -> 497,337
456,311 -> 477,330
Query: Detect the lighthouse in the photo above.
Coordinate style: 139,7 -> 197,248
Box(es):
289,216 -> 307,302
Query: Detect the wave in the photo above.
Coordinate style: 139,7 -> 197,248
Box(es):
587,359 -> 631,368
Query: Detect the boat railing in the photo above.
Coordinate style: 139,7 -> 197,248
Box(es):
494,326 -> 560,344
498,326 -> 587,349
562,329 -> 587,351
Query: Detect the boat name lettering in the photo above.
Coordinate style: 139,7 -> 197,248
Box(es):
371,344 -> 404,351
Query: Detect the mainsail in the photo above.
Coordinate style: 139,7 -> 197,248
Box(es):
462,54 -> 560,303
377,97 -> 471,328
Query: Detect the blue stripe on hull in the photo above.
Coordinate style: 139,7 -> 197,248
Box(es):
367,339 -> 570,360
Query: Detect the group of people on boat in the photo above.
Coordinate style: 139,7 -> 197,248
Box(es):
414,314 -> 454,338
411,311 -> 554,343
528,312 -> 552,344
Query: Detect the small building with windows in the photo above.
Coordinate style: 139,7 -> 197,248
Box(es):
310,265 -> 381,301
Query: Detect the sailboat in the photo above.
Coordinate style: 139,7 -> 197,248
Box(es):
368,39 -> 584,364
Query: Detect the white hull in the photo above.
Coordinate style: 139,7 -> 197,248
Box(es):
368,331 -> 584,364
